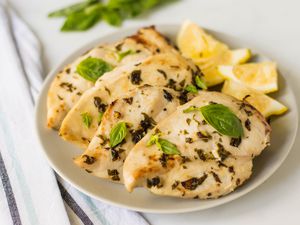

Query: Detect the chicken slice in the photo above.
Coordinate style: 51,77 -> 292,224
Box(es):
123,91 -> 271,199
59,52 -> 201,148
74,86 -> 184,182
47,26 -> 176,129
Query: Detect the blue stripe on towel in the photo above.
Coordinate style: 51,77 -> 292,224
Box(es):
57,181 -> 94,225
0,150 -> 22,225
0,111 -> 39,225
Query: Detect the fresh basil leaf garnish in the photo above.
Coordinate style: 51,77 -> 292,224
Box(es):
183,106 -> 201,113
147,134 -> 180,155
61,11 -> 100,31
117,50 -> 135,62
48,0 -> 99,17
200,104 -> 244,138
147,134 -> 159,146
157,138 -> 180,155
97,112 -> 104,124
183,103 -> 244,138
81,112 -> 93,128
49,0 -> 176,31
102,8 -> 123,26
185,85 -> 198,93
77,57 -> 114,82
109,122 -> 128,148
195,75 -> 207,90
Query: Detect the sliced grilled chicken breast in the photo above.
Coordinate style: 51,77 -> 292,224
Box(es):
74,86 -> 184,182
47,26 -> 176,129
123,91 -> 271,199
59,52 -> 201,148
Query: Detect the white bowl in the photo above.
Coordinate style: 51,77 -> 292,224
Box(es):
34,24 -> 298,213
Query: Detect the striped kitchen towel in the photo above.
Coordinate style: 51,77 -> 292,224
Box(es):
0,2 -> 149,225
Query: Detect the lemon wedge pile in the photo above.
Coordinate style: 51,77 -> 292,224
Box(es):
177,20 -> 251,86
222,80 -> 287,117
218,62 -> 278,93
177,20 -> 287,117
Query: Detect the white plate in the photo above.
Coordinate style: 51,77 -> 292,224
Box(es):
35,24 -> 298,213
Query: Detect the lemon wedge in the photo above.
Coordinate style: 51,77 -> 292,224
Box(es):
222,80 -> 287,117
218,62 -> 278,93
177,20 -> 251,86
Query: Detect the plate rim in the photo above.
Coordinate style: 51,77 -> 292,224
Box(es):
34,24 -> 299,214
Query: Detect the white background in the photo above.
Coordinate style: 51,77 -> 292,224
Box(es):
8,0 -> 300,224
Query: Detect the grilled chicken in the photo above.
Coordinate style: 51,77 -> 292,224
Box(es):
59,52 -> 201,148
123,91 -> 271,199
47,26 -> 176,129
74,86 -> 186,182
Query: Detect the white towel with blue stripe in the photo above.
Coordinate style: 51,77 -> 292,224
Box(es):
0,2 -> 149,225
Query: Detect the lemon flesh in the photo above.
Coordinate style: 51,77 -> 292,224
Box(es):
222,80 -> 287,117
177,20 -> 251,86
218,62 -> 278,93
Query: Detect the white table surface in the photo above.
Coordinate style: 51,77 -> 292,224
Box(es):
8,0 -> 300,224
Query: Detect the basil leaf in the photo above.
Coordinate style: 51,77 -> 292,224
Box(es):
200,104 -> 244,138
77,57 -> 114,82
102,8 -> 123,26
81,112 -> 93,128
183,106 -> 201,113
185,85 -> 198,93
147,134 -> 159,146
117,50 -> 135,62
48,0 -> 99,17
61,11 -> 100,31
109,122 -> 128,147
147,134 -> 180,155
97,112 -> 104,124
49,0 -> 176,32
60,4 -> 104,31
195,75 -> 207,90
157,138 -> 180,155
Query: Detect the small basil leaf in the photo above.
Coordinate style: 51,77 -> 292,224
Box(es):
97,112 -> 104,124
185,85 -> 198,93
117,50 -> 135,62
81,112 -> 93,128
200,104 -> 244,138
77,57 -> 114,82
48,0 -> 99,17
147,134 -> 159,146
157,138 -> 180,155
183,106 -> 201,113
109,122 -> 128,147
147,134 -> 180,155
195,75 -> 207,90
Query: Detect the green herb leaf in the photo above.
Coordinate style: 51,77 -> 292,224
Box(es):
48,0 -> 99,17
117,50 -> 135,62
157,138 -> 180,155
60,3 -> 103,31
185,85 -> 198,93
76,57 -> 114,82
102,8 -> 123,26
183,106 -> 201,113
200,104 -> 244,138
109,122 -> 128,147
97,112 -> 104,124
147,134 -> 159,146
147,134 -> 180,155
49,0 -> 176,32
195,75 -> 207,90
81,112 -> 93,128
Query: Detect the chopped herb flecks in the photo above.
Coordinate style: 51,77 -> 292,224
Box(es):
130,70 -> 142,85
